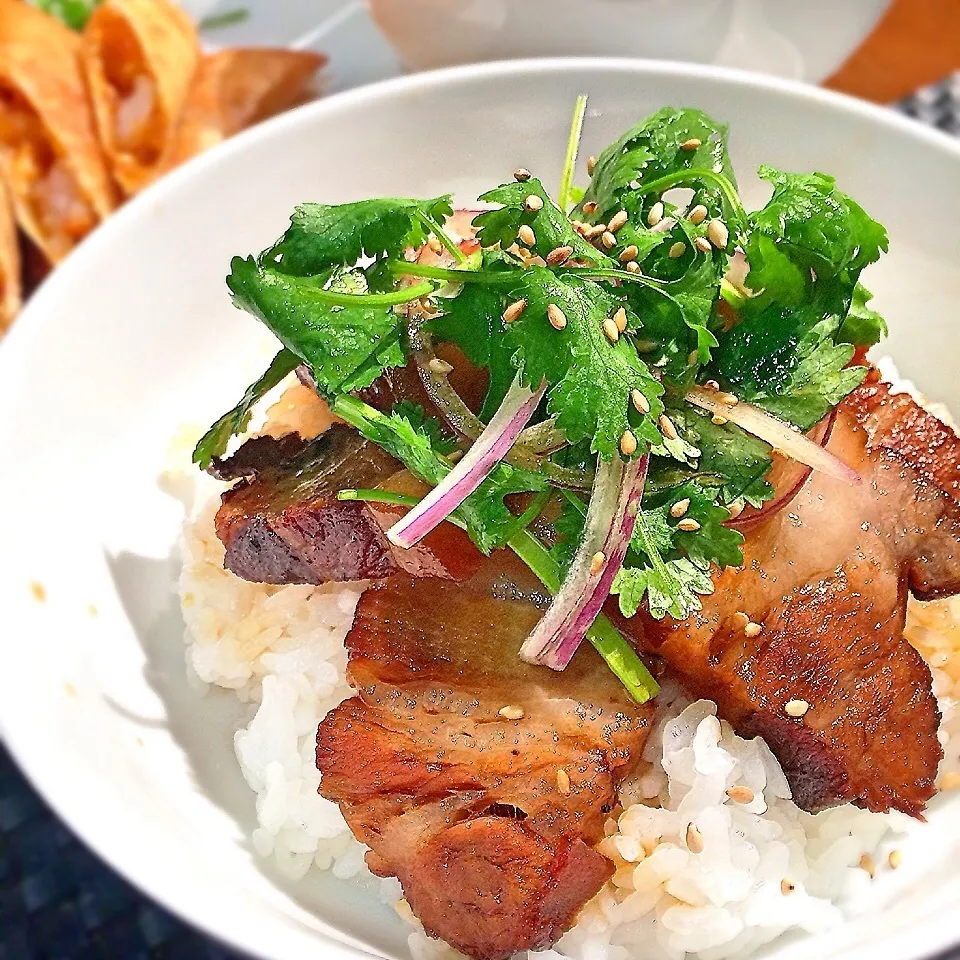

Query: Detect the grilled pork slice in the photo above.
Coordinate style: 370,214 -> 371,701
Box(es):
634,380 -> 957,815
317,556 -> 652,960
213,426 -> 479,584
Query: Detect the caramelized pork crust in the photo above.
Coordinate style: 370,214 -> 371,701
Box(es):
317,556 -> 652,960
213,426 -> 479,584
633,380 -> 958,815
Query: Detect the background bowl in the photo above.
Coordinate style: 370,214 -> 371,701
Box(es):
0,59 -> 958,960
366,0 -> 892,82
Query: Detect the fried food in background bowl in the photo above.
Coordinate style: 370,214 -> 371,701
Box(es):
0,0 -> 327,326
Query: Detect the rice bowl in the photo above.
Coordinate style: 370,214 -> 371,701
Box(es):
0,60 -> 959,960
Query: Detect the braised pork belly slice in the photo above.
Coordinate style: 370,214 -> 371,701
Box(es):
317,555 -> 652,960
213,426 -> 480,585
633,380 -> 958,815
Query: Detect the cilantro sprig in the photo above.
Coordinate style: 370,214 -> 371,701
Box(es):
196,102 -> 891,698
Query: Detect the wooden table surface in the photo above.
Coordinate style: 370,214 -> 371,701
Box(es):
826,0 -> 960,103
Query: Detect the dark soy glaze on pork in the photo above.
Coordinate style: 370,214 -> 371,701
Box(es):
316,554 -> 652,960
631,380 -> 958,815
214,426 -> 479,584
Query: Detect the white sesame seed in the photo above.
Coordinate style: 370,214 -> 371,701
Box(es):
518,224 -> 536,246
557,768 -> 572,795
726,785 -> 755,804
620,430 -> 638,456
677,518 -> 701,532
582,201 -> 597,215
719,392 -> 739,406
427,236 -> 443,254
503,299 -> 527,324
499,705 -> 524,720
590,552 -> 606,575
608,210 -> 629,233
647,202 -> 664,227
707,218 -> 729,249
602,318 -> 620,343
631,389 -> 650,415
613,307 -> 628,333
686,823 -> 704,853
781,879 -> 796,895
888,849 -> 902,870
713,161 -> 724,174
428,358 -> 453,374
659,414 -> 679,440
728,501 -> 744,519
785,698 -> 809,717
625,260 -> 640,273
859,854 -> 876,879
601,231 -> 617,249
635,340 -> 658,353
514,167 -> 531,182
694,236 -> 713,254
668,241 -> 686,259
587,155 -> 597,175
688,204 -> 708,225
524,194 -> 544,212
587,223 -> 607,239
680,138 -> 702,151
688,349 -> 699,366
712,414 -> 728,425
546,245 -> 573,266
744,621 -> 763,638
732,611 -> 750,628
670,498 -> 691,518
547,304 -> 567,330
619,244 -> 639,263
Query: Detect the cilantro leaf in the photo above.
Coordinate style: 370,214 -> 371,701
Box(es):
227,258 -> 406,399
714,302 -> 865,429
613,556 -> 715,620
391,400 -> 459,455
428,278 -> 518,420
332,396 -> 545,554
501,268 -> 665,457
474,179 -> 605,265
745,166 -> 888,310
838,283 -> 888,347
580,107 -> 743,248
639,482 -> 744,570
192,349 -> 300,469
265,196 -> 453,276
653,402 -> 774,507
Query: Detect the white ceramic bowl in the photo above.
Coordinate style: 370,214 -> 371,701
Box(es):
1,60 -> 959,960
367,0 -> 892,83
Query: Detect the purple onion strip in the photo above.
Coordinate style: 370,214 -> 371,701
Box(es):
387,376 -> 546,549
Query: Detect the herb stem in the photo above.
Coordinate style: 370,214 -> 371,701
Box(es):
337,487 -> 659,703
558,95 -> 588,213
303,279 -> 436,307
416,211 -> 467,265
388,261 -> 508,285
633,169 -> 746,222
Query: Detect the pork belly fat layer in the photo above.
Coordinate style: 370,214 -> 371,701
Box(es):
317,562 -> 652,960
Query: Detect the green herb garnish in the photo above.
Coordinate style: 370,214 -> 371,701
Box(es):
196,103 -> 890,701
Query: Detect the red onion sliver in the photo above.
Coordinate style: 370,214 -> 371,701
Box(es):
520,453 -> 649,670
686,386 -> 861,486
726,409 -> 839,530
387,376 -> 546,549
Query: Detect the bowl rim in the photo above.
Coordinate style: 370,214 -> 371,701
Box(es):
3,55 -> 960,960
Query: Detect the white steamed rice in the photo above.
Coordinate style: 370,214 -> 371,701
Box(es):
173,364 -> 960,960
